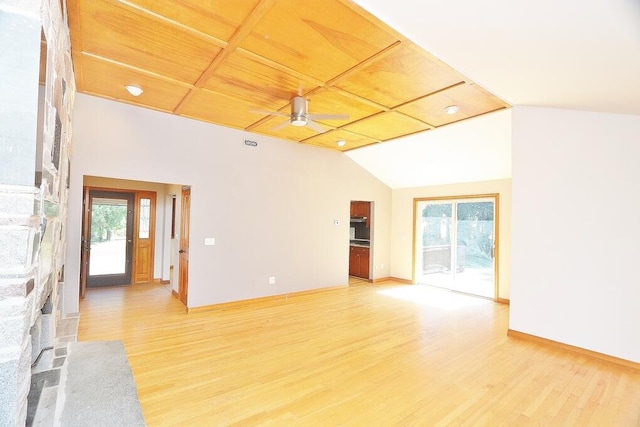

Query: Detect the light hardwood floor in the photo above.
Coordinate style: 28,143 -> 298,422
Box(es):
78,281 -> 640,426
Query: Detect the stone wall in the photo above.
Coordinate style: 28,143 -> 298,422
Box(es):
0,0 -> 75,424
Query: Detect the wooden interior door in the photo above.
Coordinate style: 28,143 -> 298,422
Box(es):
178,186 -> 191,305
133,191 -> 156,284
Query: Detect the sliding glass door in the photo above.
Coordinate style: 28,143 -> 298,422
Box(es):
415,197 -> 496,298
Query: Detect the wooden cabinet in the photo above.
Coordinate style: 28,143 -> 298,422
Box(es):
350,201 -> 371,228
349,246 -> 370,279
350,201 -> 370,218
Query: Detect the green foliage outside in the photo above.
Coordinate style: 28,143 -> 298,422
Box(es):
421,202 -> 494,268
91,203 -> 127,243
423,202 -> 494,221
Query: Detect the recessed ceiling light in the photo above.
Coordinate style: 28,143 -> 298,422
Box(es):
125,85 -> 143,97
444,105 -> 460,115
337,140 -> 346,147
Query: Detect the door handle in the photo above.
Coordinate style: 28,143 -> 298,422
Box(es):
179,249 -> 185,254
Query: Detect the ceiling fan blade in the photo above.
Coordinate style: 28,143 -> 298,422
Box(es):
307,113 -> 350,121
306,119 -> 326,133
272,120 -> 291,131
250,109 -> 290,117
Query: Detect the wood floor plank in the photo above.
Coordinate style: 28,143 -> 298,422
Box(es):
78,282 -> 640,426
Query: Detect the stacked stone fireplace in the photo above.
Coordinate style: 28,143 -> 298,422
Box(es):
0,0 -> 75,425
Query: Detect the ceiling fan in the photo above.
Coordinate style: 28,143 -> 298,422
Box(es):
254,96 -> 349,132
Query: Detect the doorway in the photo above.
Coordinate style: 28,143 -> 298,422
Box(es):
414,196 -> 498,299
83,189 -> 135,288
81,187 -> 157,296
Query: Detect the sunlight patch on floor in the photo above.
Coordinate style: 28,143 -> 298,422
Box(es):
377,285 -> 490,311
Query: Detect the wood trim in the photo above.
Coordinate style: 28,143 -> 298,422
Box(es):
507,329 -> 640,371
193,0 -> 279,88
173,88 -> 196,114
161,280 -> 170,285
414,193 -> 501,203
81,185 -> 145,194
325,41 -> 402,87
322,86 -> 390,112
391,81 -> 465,110
171,290 -> 179,299
66,0 -> 84,91
373,277 -> 412,284
497,297 -> 510,304
237,48 -> 325,89
82,52 -> 194,89
187,285 -> 348,314
80,186 -> 91,298
493,193 -> 500,301
356,278 -> 374,284
336,0 -> 418,46
118,0 -> 228,48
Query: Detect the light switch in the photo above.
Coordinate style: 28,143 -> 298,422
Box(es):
204,237 -> 216,246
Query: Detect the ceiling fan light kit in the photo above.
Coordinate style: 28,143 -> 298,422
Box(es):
256,96 -> 349,133
291,116 -> 307,127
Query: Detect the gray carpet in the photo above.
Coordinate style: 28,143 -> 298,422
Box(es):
59,341 -> 146,426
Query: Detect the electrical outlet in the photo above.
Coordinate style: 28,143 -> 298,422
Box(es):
268,276 -> 276,285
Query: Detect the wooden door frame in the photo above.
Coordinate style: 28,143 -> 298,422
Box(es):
80,186 -> 157,295
178,186 -> 190,306
80,186 -> 90,298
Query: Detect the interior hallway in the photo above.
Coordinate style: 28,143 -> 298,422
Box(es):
79,282 -> 640,426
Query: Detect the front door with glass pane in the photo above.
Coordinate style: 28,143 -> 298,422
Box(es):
415,197 -> 496,298
86,190 -> 135,287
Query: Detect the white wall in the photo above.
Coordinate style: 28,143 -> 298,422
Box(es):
64,94 -> 391,313
390,179 -> 512,300
510,106 -> 640,363
346,109 -> 511,189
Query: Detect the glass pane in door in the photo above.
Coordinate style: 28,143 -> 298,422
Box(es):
138,198 -> 150,239
454,201 -> 495,297
89,197 -> 128,275
87,190 -> 134,287
416,202 -> 454,288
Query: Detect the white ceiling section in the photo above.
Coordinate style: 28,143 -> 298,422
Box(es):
349,0 -> 640,188
347,109 -> 511,189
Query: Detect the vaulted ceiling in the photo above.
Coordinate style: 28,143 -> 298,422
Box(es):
65,0 -> 510,151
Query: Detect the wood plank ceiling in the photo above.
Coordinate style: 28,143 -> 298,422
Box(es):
66,0 -> 510,151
